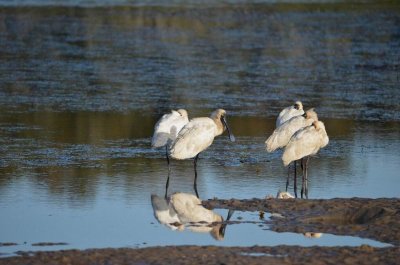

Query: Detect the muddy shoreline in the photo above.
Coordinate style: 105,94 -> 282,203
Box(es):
1,197 -> 399,265
203,197 -> 400,246
1,245 -> 399,265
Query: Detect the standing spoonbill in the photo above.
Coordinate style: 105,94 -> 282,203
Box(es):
151,109 -> 189,196
276,101 -> 304,128
265,108 -> 318,197
169,109 -> 235,198
282,120 -> 329,198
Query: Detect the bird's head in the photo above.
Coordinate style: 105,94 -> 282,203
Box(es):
303,108 -> 318,121
294,101 -> 303,110
176,109 -> 188,118
210,109 -> 226,120
211,109 -> 235,142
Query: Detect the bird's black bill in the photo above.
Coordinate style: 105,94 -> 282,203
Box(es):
221,116 -> 235,142
226,209 -> 234,221
220,209 -> 235,237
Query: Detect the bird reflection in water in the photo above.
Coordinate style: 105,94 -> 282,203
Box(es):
151,193 -> 234,240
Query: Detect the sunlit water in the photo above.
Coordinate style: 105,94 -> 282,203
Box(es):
0,0 -> 399,256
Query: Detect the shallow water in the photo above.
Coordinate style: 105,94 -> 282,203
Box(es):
0,0 -> 400,256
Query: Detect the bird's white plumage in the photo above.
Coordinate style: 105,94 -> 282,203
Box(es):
170,193 -> 222,224
169,117 -> 217,160
151,110 -> 189,148
170,192 -> 223,223
169,193 -> 224,240
151,194 -> 182,230
265,110 -> 317,153
282,121 -> 329,167
166,109 -> 234,198
276,101 -> 304,127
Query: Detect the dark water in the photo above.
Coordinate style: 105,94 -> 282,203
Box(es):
0,0 -> 399,256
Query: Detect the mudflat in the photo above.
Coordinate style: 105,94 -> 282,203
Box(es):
203,197 -> 400,245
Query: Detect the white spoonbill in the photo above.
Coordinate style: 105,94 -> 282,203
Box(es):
169,109 -> 235,198
265,108 -> 318,153
152,109 -> 189,157
151,193 -> 234,240
276,101 -> 304,128
152,109 -> 189,196
265,108 -> 318,197
282,120 -> 329,198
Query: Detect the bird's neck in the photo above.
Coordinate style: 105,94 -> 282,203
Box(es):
212,117 -> 225,136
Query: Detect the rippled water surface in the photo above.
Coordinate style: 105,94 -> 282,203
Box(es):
0,0 -> 399,256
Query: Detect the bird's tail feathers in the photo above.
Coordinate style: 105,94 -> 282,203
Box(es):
282,148 -> 295,167
265,134 -> 278,153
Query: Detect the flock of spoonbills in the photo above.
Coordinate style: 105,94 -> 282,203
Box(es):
151,101 -> 329,199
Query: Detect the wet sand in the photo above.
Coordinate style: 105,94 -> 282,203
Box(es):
1,197 -> 399,265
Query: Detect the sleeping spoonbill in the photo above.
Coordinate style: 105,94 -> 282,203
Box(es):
169,109 -> 235,198
151,109 -> 189,196
265,108 -> 318,197
276,101 -> 304,128
282,120 -> 329,198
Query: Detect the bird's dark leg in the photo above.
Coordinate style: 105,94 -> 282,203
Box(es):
305,156 -> 310,199
166,145 -> 170,173
286,164 -> 290,192
165,145 -> 171,199
193,154 -> 200,198
165,171 -> 170,199
301,158 -> 305,199
294,160 -> 298,198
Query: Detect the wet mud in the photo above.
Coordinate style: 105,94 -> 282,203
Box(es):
1,244 -> 399,265
203,197 -> 400,246
1,197 -> 399,264
31,242 -> 68,247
